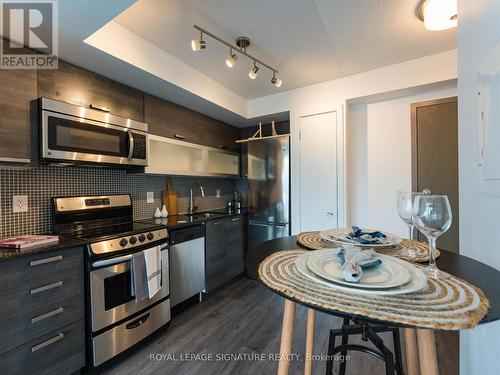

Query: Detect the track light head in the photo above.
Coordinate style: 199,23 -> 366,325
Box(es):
226,51 -> 238,68
191,39 -> 206,51
271,72 -> 282,88
249,64 -> 259,79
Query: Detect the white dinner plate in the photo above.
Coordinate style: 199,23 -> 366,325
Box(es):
306,248 -> 411,289
295,251 -> 427,296
320,228 -> 402,248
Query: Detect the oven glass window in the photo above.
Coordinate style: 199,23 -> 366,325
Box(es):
48,116 -> 129,157
104,271 -> 134,310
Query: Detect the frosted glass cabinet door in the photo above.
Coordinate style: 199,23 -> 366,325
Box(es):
147,138 -> 204,175
207,149 -> 239,176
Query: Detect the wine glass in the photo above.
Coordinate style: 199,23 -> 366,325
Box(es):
396,191 -> 429,258
412,195 -> 452,279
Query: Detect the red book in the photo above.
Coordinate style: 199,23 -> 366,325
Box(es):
0,235 -> 59,250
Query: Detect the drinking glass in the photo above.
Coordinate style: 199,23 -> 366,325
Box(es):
412,195 -> 452,279
396,191 -> 425,259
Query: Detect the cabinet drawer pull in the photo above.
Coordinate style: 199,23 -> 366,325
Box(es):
31,307 -> 64,324
174,134 -> 186,140
30,281 -> 63,295
213,221 -> 223,226
231,217 -> 240,222
30,255 -> 63,267
31,333 -> 64,352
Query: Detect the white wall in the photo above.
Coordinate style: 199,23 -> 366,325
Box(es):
247,50 -> 457,234
458,1 -> 500,374
347,83 -> 457,237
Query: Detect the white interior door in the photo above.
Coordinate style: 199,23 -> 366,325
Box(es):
299,111 -> 338,231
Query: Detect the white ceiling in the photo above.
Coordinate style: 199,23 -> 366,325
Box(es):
114,0 -> 456,99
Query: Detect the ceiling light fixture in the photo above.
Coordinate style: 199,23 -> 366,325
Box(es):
271,72 -> 282,88
226,48 -> 238,68
191,31 -> 206,51
249,62 -> 259,79
417,0 -> 457,31
191,25 -> 282,88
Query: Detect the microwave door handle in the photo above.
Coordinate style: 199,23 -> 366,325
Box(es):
127,130 -> 135,160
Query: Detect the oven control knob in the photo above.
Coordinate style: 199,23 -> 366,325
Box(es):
138,234 -> 146,242
129,236 -> 137,245
119,238 -> 128,247
146,232 -> 154,241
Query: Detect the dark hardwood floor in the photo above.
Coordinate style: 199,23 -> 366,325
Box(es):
103,277 -> 458,375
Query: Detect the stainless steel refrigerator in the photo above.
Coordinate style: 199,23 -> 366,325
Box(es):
247,135 -> 290,253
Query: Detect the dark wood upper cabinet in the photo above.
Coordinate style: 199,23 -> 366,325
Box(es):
0,67 -> 37,162
37,61 -> 144,121
144,94 -> 240,151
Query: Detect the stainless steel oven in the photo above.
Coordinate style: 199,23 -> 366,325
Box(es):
90,243 -> 169,332
40,98 -> 148,167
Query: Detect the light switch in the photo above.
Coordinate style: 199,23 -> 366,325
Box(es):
147,192 -> 154,203
13,195 -> 28,213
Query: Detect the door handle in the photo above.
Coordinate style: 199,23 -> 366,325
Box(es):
30,255 -> 63,267
30,281 -> 63,295
31,333 -> 64,352
126,312 -> 151,330
128,130 -> 135,160
31,307 -> 64,324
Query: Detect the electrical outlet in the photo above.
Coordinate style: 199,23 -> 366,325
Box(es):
13,195 -> 28,213
146,192 -> 154,203
216,189 -> 221,198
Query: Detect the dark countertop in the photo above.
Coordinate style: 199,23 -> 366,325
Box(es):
139,209 -> 246,230
0,236 -> 87,262
245,236 -> 500,326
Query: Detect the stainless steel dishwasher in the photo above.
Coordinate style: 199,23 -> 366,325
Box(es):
169,224 -> 206,307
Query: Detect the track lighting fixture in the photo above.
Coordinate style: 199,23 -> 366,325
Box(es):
226,48 -> 238,68
249,62 -> 259,79
191,31 -> 206,51
271,72 -> 282,88
191,25 -> 282,88
417,0 -> 457,31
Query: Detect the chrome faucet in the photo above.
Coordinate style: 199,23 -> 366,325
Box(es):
188,183 -> 205,215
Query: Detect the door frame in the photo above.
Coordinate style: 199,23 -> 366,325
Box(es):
410,96 -> 458,191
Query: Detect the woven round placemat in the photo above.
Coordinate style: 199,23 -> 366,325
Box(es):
296,231 -> 440,263
259,250 -> 489,330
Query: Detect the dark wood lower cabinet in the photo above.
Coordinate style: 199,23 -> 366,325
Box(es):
0,246 -> 85,375
226,216 -> 245,279
205,215 -> 246,292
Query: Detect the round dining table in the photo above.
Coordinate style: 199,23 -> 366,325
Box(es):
245,236 -> 500,375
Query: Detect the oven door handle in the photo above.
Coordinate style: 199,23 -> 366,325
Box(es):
127,130 -> 135,160
91,243 -> 168,268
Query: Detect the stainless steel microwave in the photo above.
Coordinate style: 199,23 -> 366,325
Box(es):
40,98 -> 148,167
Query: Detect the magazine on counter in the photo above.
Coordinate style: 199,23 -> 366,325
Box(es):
0,235 -> 59,250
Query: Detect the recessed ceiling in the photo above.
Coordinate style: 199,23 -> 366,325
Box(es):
114,0 -> 456,99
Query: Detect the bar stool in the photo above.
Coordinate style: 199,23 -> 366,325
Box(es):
325,318 -> 405,375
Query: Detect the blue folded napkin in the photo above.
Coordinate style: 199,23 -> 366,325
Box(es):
336,248 -> 382,283
347,226 -> 387,245
336,248 -> 382,269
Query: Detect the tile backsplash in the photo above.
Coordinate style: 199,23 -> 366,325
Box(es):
0,165 -> 240,238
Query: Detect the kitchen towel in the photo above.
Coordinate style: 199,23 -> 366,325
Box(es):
131,246 -> 162,301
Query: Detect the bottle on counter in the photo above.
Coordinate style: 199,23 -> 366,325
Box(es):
153,207 -> 162,218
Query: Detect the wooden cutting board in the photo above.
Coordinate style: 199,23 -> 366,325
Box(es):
162,177 -> 178,216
